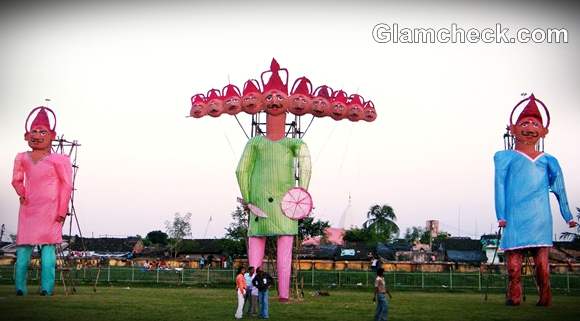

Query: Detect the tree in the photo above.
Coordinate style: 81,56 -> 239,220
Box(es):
146,230 -> 168,246
560,207 -> 580,241
404,226 -> 437,244
344,227 -> 373,243
225,206 -> 248,252
363,204 -> 400,242
225,206 -> 248,240
298,217 -> 330,241
165,212 -> 192,258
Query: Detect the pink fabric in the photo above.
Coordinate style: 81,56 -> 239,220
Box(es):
276,235 -> 293,300
30,109 -> 51,130
325,227 -> 345,246
248,236 -> 266,269
248,235 -> 294,300
302,236 -> 321,246
12,152 -> 73,245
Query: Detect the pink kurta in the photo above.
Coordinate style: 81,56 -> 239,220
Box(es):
12,152 -> 73,245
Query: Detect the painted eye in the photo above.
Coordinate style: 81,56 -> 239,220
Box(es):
266,95 -> 273,101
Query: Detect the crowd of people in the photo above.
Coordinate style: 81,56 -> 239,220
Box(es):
234,266 -> 274,319
233,265 -> 391,320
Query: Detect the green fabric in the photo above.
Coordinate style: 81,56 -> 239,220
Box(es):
236,135 -> 311,236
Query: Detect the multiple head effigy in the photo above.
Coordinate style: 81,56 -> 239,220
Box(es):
188,58 -> 377,122
189,58 -> 375,303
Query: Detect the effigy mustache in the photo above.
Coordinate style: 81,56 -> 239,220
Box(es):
521,131 -> 539,137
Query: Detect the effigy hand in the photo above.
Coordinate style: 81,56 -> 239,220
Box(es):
236,197 -> 250,212
498,220 -> 507,228
569,221 -> 578,228
56,215 -> 66,224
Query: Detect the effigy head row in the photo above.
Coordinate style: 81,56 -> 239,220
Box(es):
189,58 -> 377,122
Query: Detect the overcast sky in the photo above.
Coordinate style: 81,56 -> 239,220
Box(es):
1,0 -> 579,241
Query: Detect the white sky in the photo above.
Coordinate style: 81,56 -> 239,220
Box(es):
1,1 -> 579,241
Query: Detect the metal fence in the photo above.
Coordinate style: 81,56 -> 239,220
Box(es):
1,265 -> 579,293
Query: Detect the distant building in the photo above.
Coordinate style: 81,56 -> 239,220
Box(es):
426,220 -> 439,238
443,237 -> 486,264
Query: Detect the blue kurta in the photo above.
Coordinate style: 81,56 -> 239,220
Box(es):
494,150 -> 573,251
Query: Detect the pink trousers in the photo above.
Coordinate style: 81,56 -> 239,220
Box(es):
248,236 -> 293,301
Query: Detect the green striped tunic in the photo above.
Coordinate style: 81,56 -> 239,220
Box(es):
236,135 -> 311,236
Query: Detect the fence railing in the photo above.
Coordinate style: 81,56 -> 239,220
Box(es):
1,265 -> 579,293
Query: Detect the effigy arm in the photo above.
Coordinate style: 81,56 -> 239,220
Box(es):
493,152 -> 508,222
11,154 -> 26,197
297,143 -> 311,190
54,156 -> 73,218
547,157 -> 573,223
236,140 -> 256,201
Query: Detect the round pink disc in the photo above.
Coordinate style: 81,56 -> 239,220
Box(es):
280,187 -> 313,220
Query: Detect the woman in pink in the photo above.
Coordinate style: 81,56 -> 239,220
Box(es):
12,107 -> 73,296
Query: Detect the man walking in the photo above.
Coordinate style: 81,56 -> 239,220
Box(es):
373,268 -> 392,321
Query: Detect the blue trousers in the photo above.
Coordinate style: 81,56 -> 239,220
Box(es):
375,293 -> 388,321
259,290 -> 269,319
15,245 -> 56,295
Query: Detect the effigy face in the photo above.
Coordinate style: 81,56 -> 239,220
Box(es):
26,125 -> 55,150
242,93 -> 264,114
347,104 -> 363,121
224,96 -> 242,115
264,89 -> 288,116
190,102 -> 208,118
207,99 -> 225,117
311,97 -> 329,117
510,116 -> 547,145
362,102 -> 377,122
288,94 -> 311,116
190,94 -> 207,118
329,102 -> 348,120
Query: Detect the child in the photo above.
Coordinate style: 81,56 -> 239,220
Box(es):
12,107 -> 73,296
373,268 -> 392,321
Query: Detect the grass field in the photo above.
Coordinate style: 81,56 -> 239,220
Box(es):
0,285 -> 578,321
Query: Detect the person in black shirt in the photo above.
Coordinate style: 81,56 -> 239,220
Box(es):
252,267 -> 273,319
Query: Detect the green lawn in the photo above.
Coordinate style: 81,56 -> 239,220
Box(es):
0,285 -> 578,321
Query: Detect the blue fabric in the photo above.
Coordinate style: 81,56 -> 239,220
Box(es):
375,293 -> 388,321
15,246 -> 33,295
494,150 -> 573,250
259,290 -> 269,319
15,245 -> 56,295
244,286 -> 252,314
40,245 -> 56,295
